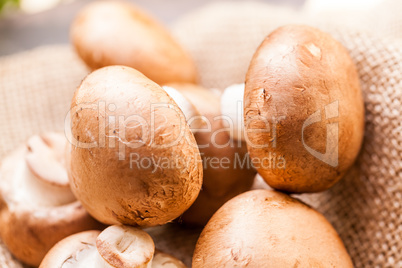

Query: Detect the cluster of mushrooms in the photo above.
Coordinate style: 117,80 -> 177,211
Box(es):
0,1 -> 365,267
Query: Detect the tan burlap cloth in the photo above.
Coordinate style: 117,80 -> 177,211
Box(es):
0,1 -> 401,267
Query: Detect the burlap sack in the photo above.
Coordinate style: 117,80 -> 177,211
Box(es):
0,1 -> 401,267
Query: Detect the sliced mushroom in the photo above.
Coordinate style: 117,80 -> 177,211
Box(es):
0,133 -> 100,266
163,83 -> 256,226
40,225 -> 187,268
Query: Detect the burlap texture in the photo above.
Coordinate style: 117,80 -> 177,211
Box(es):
0,1 -> 401,267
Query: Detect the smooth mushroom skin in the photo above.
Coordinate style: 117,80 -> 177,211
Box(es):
164,83 -> 256,226
0,133 -> 100,267
244,25 -> 364,193
68,66 -> 202,227
153,250 -> 187,268
192,189 -> 353,268
71,1 -> 197,85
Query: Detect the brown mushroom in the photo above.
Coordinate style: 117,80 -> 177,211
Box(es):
67,66 -> 202,227
163,83 -> 256,226
244,25 -> 364,192
192,189 -> 353,267
70,1 -> 197,85
0,133 -> 100,267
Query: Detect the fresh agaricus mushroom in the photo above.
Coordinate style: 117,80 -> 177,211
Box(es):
220,83 -> 246,142
40,225 -> 187,268
243,25 -> 364,192
192,190 -> 353,267
0,133 -> 100,267
70,1 -> 197,85
67,66 -> 202,227
163,83 -> 256,226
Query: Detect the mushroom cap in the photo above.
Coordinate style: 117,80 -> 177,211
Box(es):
192,189 -> 353,267
164,83 -> 255,226
0,133 -> 100,267
68,66 -> 202,227
244,25 -> 364,192
71,0 -> 197,85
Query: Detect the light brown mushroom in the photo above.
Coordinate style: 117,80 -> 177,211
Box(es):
70,1 -> 197,85
192,189 -> 353,267
163,83 -> 256,226
40,226 -> 187,268
68,66 -> 202,227
0,133 -> 100,267
244,25 -> 364,192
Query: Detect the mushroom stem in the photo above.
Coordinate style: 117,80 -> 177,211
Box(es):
162,86 -> 204,132
20,161 -> 76,207
61,244 -> 115,268
220,83 -> 245,142
25,134 -> 69,187
40,226 -> 156,268
2,134 -> 76,208
0,133 -> 100,267
96,225 -> 155,268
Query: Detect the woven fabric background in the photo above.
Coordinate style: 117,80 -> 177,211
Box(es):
0,1 -> 401,267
